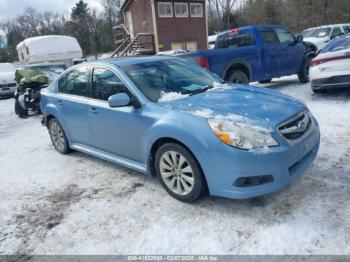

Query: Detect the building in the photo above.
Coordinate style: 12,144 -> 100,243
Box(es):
120,0 -> 208,53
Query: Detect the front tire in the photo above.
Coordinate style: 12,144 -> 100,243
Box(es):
48,118 -> 70,154
298,56 -> 313,83
228,70 -> 249,84
155,143 -> 206,202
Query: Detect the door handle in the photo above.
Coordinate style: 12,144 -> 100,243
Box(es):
89,107 -> 98,114
56,99 -> 63,107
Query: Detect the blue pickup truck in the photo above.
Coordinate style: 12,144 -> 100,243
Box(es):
179,25 -> 317,84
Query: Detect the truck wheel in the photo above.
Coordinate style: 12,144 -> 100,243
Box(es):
298,56 -> 313,83
259,79 -> 272,84
228,70 -> 249,84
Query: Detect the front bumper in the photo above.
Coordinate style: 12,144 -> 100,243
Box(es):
0,85 -> 17,96
196,120 -> 321,199
312,74 -> 350,90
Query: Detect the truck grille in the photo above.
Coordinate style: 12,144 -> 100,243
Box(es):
278,111 -> 311,141
0,83 -> 16,88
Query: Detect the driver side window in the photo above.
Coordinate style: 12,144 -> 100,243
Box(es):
92,67 -> 129,101
275,28 -> 295,43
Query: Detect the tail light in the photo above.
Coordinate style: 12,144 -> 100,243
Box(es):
310,54 -> 350,67
198,57 -> 209,69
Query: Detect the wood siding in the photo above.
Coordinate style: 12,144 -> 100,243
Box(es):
123,0 -> 154,36
123,0 -> 207,51
155,0 -> 207,51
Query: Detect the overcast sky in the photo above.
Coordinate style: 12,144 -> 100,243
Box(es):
0,0 -> 105,20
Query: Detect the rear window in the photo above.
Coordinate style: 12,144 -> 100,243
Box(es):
321,37 -> 350,53
215,30 -> 255,49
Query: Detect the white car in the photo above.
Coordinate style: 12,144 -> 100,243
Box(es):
310,35 -> 350,93
0,63 -> 17,97
301,24 -> 350,51
208,34 -> 218,49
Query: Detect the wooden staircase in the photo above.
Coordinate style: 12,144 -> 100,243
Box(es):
111,24 -> 156,57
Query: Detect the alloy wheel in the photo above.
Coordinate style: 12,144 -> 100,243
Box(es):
50,121 -> 66,152
159,151 -> 194,195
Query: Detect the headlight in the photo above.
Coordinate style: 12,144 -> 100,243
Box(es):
208,119 -> 278,150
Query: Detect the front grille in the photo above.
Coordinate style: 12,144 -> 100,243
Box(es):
0,83 -> 16,88
278,111 -> 311,141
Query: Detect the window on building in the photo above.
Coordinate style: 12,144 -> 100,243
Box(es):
92,67 -> 129,101
174,3 -> 188,17
190,3 -> 203,17
158,2 -> 173,17
58,67 -> 90,97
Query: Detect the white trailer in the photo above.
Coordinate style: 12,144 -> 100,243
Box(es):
16,35 -> 83,70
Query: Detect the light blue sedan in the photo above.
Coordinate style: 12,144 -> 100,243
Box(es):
40,56 -> 320,202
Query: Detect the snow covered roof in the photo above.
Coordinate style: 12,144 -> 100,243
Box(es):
16,35 -> 82,57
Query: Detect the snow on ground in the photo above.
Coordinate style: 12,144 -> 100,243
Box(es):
0,76 -> 350,255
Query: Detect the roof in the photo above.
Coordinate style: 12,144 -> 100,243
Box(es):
303,24 -> 350,31
99,55 -> 177,67
218,24 -> 287,36
16,35 -> 82,56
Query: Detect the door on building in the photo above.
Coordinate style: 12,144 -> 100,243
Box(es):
125,11 -> 134,38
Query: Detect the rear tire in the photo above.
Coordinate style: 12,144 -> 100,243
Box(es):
48,118 -> 70,154
298,56 -> 313,83
228,70 -> 249,84
155,143 -> 206,202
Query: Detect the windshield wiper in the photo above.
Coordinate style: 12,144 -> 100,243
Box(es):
189,85 -> 213,96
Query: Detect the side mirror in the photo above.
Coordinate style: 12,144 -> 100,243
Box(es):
296,35 -> 303,43
108,93 -> 131,108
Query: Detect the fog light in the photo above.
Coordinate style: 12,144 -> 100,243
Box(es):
234,175 -> 274,187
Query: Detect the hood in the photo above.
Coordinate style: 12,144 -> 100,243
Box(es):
303,37 -> 328,50
160,85 -> 306,131
0,71 -> 16,84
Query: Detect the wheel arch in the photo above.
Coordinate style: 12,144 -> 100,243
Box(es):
147,136 -> 209,193
147,137 -> 198,176
222,59 -> 252,81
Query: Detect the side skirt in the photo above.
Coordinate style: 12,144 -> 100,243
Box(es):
70,143 -> 148,174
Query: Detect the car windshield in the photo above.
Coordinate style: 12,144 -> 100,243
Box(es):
0,63 -> 15,72
302,28 -> 331,38
122,59 -> 223,103
25,64 -> 66,74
